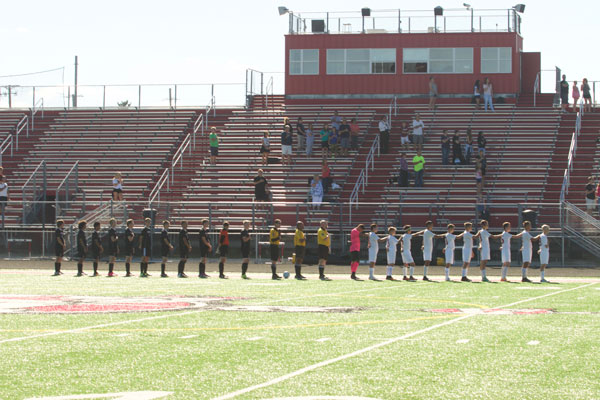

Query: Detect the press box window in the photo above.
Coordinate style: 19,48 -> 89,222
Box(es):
326,48 -> 396,75
289,49 -> 319,75
481,47 -> 512,74
403,48 -> 473,74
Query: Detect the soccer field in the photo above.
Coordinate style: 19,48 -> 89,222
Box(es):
0,269 -> 599,400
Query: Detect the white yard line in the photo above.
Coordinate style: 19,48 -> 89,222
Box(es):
211,282 -> 597,400
0,282 -> 427,345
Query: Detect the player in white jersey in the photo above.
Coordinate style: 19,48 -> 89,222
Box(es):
415,220 -> 434,281
518,221 -> 535,283
459,222 -> 474,282
491,221 -> 515,282
535,224 -> 551,283
367,223 -> 386,281
436,224 -> 456,281
385,227 -> 400,281
473,220 -> 491,282
400,225 -> 417,281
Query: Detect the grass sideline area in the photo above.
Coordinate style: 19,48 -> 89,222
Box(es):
0,266 -> 598,400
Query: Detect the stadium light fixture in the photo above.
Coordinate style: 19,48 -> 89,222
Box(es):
513,4 -> 526,13
278,6 -> 290,16
463,3 -> 471,10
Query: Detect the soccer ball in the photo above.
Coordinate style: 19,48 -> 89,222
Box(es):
283,271 -> 290,279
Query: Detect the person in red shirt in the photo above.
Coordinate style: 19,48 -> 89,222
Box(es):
321,160 -> 331,193
350,224 -> 366,280
350,118 -> 360,151
218,222 -> 230,279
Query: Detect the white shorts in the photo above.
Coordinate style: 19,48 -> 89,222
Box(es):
387,252 -> 397,265
540,251 -> 549,265
462,247 -> 472,263
312,195 -> 323,205
423,247 -> 433,262
401,136 -> 410,145
479,246 -> 490,261
282,145 -> 292,155
445,247 -> 454,265
522,249 -> 532,264
501,249 -> 511,264
368,247 -> 378,263
586,198 -> 596,210
401,251 -> 414,264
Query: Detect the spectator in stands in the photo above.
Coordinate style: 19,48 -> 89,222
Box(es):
452,132 -> 466,165
428,76 -> 438,110
477,131 -> 487,154
311,174 -> 324,209
209,127 -> 219,165
478,150 -> 487,186
378,115 -> 390,154
412,114 -> 425,152
581,78 -> 592,113
413,149 -> 425,188
112,172 -> 123,201
350,118 -> 360,151
321,160 -> 331,193
253,169 -> 270,202
483,78 -> 494,112
441,130 -> 451,165
585,176 -> 597,215
296,117 -> 306,152
260,131 -> 270,166
283,117 -> 293,134
560,75 -> 569,113
465,128 -> 474,165
0,175 -> 7,226
0,166 -> 4,177
330,111 -> 341,133
473,79 -> 481,109
305,123 -> 315,157
320,123 -> 330,159
400,121 -> 411,151
281,125 -> 293,166
475,159 -> 483,198
329,125 -> 340,157
572,81 -> 580,113
339,118 -> 351,157
398,153 -> 409,187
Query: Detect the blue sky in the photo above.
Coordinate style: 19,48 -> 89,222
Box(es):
0,0 -> 596,106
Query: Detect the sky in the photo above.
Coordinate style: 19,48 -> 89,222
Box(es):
0,0 -> 597,107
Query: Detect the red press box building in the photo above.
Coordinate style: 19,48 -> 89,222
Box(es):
281,6 -> 540,102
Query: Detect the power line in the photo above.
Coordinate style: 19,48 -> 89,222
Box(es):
0,66 -> 65,79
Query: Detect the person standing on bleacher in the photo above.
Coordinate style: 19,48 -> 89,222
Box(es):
378,115 -> 390,154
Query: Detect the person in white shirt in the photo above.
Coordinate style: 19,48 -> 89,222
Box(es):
535,224 -> 551,283
0,175 -> 7,226
310,175 -> 324,210
460,222 -> 474,282
385,226 -> 399,281
367,223 -> 386,281
492,221 -> 519,282
415,221 -> 435,281
411,113 -> 426,152
518,221 -> 536,283
378,115 -> 390,154
482,77 -> 495,112
436,224 -> 457,281
112,172 -> 123,201
473,219 -> 492,282
400,225 -> 417,281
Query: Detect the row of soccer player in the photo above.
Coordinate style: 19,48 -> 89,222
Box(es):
52,217 -> 550,283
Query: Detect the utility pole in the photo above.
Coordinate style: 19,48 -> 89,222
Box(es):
73,55 -> 78,108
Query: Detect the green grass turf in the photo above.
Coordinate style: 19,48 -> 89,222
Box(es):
0,271 -> 598,400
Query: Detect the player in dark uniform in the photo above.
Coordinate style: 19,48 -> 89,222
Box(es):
198,219 -> 212,278
270,219 -> 282,280
139,217 -> 152,277
124,219 -> 135,277
91,221 -> 103,276
160,220 -> 173,277
240,220 -> 251,279
107,218 -> 118,277
76,220 -> 87,277
218,222 -> 229,279
178,221 -> 191,278
53,219 -> 66,276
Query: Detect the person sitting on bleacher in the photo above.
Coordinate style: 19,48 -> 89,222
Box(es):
253,169 -> 270,202
112,172 -> 123,202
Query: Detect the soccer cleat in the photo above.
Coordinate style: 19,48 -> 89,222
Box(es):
408,276 -> 417,282
272,274 -> 282,280
52,272 -> 61,276
125,272 -> 133,277
351,275 -> 362,281
140,273 -> 148,278
386,276 -> 397,281
75,272 -> 85,277
540,278 -> 549,283
108,272 -> 117,277
219,274 -> 228,279
500,277 -> 509,282
368,276 -> 381,281
161,273 -> 169,278
445,277 -> 451,282
481,277 -> 490,282
92,272 -> 100,277
423,276 -> 432,281
461,276 -> 472,282
242,274 -> 251,280
402,276 -> 409,281
295,275 -> 307,280
521,277 -> 532,283
320,276 -> 332,281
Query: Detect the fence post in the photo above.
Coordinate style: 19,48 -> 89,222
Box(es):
138,85 -> 142,109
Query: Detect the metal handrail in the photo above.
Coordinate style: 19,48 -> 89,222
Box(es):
265,77 -> 274,110
149,167 -> 170,207
349,133 -> 380,221
55,161 -> 79,219
15,115 -> 28,150
0,134 -> 13,164
533,72 -> 540,107
192,113 -> 204,150
21,160 -> 45,190
564,201 -> 600,230
388,96 -> 397,127
171,133 -> 192,184
559,100 -> 584,202
21,160 -> 46,224
31,97 -> 44,131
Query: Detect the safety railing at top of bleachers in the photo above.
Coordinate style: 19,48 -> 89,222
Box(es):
0,134 -> 14,164
349,133 -> 380,219
21,160 -> 46,225
148,167 -> 170,209
31,97 -> 44,132
14,114 -> 29,150
265,77 -> 274,111
171,133 -> 192,184
559,100 -> 584,203
55,161 -> 80,220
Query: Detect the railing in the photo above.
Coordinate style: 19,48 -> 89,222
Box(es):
246,69 -> 264,104
388,96 -> 397,127
149,168 -> 170,208
21,160 -> 46,225
533,72 -> 540,107
31,97 -> 44,132
171,133 -> 192,184
14,115 -> 28,150
562,201 -> 600,265
0,134 -> 13,164
192,113 -> 204,150
560,100 -> 584,203
265,76 -> 274,110
55,161 -> 80,220
348,134 -> 380,222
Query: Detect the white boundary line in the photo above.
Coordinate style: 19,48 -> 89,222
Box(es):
211,282 -> 597,400
0,282 -> 428,345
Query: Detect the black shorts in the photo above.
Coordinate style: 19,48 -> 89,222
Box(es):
107,246 -> 117,257
583,94 -> 591,99
241,245 -> 250,259
210,147 -> 218,156
112,188 -> 123,194
561,94 -> 569,104
200,246 -> 209,258
321,142 -> 329,149
351,251 -> 360,262
125,247 -> 134,257
55,246 -> 64,257
161,248 -> 171,258
219,245 -> 229,257
259,146 -> 270,154
77,248 -> 87,259
270,244 -> 279,262
179,248 -> 189,259
318,244 -> 329,261
141,247 -> 151,258
0,196 -> 7,207
91,249 -> 101,259
295,246 -> 305,260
